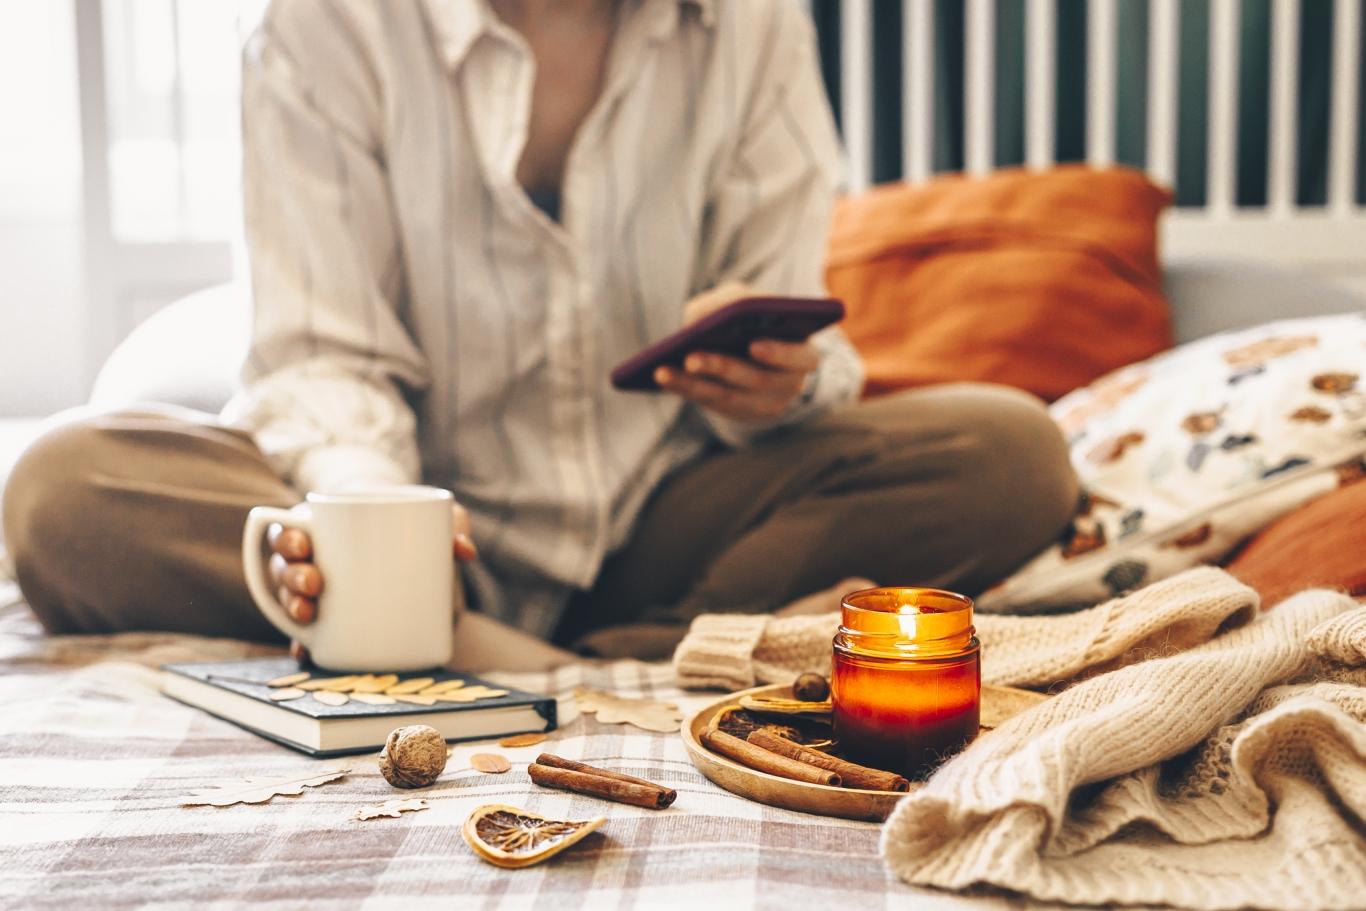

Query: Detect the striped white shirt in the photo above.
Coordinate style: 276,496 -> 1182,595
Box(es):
224,0 -> 864,636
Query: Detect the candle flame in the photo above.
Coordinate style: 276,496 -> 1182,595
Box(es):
897,609 -> 917,640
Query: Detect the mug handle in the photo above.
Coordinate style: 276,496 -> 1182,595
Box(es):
242,505 -> 312,644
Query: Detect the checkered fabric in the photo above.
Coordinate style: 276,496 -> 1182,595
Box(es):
0,579 -> 1018,911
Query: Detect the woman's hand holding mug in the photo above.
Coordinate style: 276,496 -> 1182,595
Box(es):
242,487 -> 473,670
269,502 -> 476,622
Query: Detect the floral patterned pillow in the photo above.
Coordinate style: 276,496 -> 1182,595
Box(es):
977,312 -> 1366,613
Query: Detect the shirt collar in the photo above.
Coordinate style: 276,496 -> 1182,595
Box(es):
422,0 -> 715,70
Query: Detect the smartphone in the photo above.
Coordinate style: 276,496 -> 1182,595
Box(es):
609,295 -> 845,392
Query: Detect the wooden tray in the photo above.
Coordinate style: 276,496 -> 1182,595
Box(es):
681,683 -> 1047,822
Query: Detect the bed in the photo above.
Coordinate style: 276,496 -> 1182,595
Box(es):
3,2 -> 1365,908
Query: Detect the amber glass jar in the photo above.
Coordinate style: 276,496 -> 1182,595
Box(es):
831,587 -> 981,779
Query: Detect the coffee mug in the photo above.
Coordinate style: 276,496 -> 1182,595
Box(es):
242,486 -> 458,671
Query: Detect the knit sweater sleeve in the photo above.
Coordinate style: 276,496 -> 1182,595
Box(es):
672,567 -> 1260,691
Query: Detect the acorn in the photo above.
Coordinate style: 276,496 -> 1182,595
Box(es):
792,672 -> 830,703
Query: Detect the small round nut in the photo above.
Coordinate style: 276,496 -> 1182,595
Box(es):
378,724 -> 448,788
792,672 -> 830,703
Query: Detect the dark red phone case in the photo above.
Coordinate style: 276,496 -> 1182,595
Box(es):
609,296 -> 845,391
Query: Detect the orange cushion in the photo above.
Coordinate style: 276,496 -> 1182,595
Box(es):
1226,471 -> 1366,609
826,165 -> 1175,401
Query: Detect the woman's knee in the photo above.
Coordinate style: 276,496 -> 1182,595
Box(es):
865,383 -> 1079,555
2,415 -> 112,631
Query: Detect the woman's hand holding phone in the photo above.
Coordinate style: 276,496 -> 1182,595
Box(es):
653,283 -> 823,422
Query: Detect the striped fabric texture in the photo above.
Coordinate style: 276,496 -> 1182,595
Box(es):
0,587 -> 1016,911
222,0 -> 863,636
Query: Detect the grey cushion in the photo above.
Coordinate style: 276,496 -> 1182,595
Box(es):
1164,257 -> 1366,344
89,283 -> 250,414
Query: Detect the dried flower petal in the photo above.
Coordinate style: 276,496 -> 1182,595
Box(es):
267,671 -> 310,688
351,693 -> 397,706
311,691 -> 349,707
498,732 -> 548,748
385,677 -> 436,695
349,674 -> 400,694
268,687 -> 306,701
470,753 -> 512,774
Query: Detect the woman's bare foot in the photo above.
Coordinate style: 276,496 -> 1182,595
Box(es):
774,577 -> 876,617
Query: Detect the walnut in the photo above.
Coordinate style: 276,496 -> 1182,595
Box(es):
379,725 -> 448,788
792,672 -> 830,703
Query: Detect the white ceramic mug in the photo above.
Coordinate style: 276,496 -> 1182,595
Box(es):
242,486 -> 458,671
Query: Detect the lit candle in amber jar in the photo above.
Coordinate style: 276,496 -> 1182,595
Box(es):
831,587 -> 981,779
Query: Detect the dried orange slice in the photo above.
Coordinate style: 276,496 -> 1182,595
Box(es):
462,804 -> 605,869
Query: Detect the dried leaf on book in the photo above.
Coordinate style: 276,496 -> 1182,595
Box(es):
351,798 -> 430,821
575,688 -> 683,733
180,767 -> 349,807
470,753 -> 512,774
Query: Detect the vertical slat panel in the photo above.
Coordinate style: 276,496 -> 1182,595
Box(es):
1330,0 -> 1361,213
965,0 -> 994,174
1268,0 -> 1300,213
1086,0 -> 1118,166
1026,0 -> 1056,168
840,0 -> 873,192
904,0 -> 935,182
1147,0 -> 1179,188
1207,0 -> 1240,216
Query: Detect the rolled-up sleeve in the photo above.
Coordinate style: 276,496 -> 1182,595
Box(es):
221,2 -> 429,493
693,1 -> 865,447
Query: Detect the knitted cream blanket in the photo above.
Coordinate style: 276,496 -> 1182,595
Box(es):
672,567 -> 1366,911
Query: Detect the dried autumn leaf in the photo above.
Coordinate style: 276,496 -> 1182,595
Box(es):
385,677 -> 435,695
351,693 -> 397,706
180,767 -> 348,807
463,804 -> 605,869
351,798 -> 430,821
470,753 -> 512,773
350,674 -> 400,694
575,688 -> 683,733
268,687 -> 306,701
498,732 -> 548,748
312,691 -> 349,707
267,671 -> 310,688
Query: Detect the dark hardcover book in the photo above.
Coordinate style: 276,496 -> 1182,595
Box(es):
161,657 -> 556,758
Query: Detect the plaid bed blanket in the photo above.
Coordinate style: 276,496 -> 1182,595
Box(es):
0,579 -> 1018,911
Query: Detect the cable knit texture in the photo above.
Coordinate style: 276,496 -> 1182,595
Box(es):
671,568 -> 1366,909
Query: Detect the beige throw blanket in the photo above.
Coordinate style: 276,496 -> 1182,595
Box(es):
672,568 -> 1366,910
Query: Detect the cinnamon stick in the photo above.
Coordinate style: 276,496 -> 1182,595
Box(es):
533,753 -> 677,807
527,755 -> 676,809
746,729 -> 910,792
700,729 -> 842,787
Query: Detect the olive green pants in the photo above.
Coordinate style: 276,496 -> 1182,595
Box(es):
3,385 -> 1077,659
